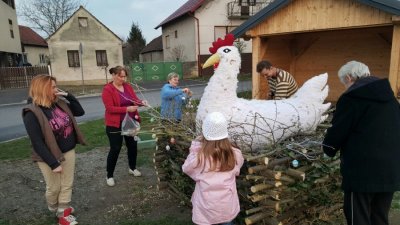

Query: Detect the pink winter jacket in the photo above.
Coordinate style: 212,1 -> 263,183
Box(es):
182,141 -> 244,225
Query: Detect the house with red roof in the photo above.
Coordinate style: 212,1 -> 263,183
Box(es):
155,0 -> 274,77
19,25 -> 48,66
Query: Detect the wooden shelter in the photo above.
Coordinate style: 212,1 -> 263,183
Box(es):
232,0 -> 400,101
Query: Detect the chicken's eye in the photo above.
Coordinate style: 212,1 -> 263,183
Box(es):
223,48 -> 231,53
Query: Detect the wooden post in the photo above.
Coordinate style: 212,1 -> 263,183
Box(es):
252,36 -> 261,99
389,16 -> 400,97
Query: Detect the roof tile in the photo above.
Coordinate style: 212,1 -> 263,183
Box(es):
19,25 -> 48,47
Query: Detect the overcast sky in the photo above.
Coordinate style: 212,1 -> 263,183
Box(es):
15,0 -> 187,43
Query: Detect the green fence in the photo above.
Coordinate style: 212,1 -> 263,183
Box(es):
130,62 -> 183,82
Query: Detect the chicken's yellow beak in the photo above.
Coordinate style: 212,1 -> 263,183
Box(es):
202,53 -> 220,69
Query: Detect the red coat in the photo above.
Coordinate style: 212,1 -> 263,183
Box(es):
102,82 -> 143,128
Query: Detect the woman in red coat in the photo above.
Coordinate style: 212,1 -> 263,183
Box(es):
101,66 -> 147,187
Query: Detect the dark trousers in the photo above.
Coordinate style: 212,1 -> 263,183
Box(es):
106,126 -> 138,178
343,191 -> 393,225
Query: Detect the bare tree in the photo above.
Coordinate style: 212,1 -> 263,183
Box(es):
18,0 -> 82,37
169,45 -> 186,61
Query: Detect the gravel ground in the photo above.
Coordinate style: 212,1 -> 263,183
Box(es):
0,147 -> 192,225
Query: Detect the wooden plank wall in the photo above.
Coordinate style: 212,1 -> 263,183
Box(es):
250,0 -> 393,36
256,26 -> 392,101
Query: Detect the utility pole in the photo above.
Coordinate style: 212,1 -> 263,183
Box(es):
79,42 -> 85,93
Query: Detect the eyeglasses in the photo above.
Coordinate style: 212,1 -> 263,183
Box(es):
117,75 -> 127,78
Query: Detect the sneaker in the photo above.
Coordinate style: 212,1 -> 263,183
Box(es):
59,215 -> 78,225
56,207 -> 75,218
128,168 -> 142,177
106,177 -> 115,186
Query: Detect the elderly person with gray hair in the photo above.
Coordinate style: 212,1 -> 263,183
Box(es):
323,60 -> 400,225
160,72 -> 192,121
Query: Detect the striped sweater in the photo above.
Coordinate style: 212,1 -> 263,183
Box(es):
268,69 -> 298,100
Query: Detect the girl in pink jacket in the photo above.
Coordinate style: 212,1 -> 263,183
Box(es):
182,112 -> 244,225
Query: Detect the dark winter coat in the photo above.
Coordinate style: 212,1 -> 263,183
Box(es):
323,76 -> 400,192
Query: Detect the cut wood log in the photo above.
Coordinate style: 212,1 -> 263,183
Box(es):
248,165 -> 268,174
285,168 -> 305,181
246,153 -> 268,162
244,211 -> 275,225
314,175 -> 330,184
260,170 -> 282,179
245,206 -> 264,215
246,175 -> 266,181
278,175 -> 295,184
250,183 -> 275,193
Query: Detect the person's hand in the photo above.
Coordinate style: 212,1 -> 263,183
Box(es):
53,166 -> 62,173
268,91 -> 275,99
55,88 -> 68,97
127,106 -> 139,112
141,100 -> 149,106
188,90 -> 193,97
182,88 -> 190,94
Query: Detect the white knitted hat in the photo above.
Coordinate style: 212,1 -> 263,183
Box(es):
202,112 -> 229,141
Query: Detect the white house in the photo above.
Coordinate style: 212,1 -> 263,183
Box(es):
19,25 -> 49,66
155,0 -> 274,77
0,0 -> 22,67
47,6 -> 123,85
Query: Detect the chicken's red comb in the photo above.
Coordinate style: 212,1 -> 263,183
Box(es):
209,33 -> 235,54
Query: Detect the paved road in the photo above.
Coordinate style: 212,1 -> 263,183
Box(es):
0,80 -> 251,142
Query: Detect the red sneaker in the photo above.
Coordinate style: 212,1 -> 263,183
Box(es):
58,215 -> 78,225
62,207 -> 75,217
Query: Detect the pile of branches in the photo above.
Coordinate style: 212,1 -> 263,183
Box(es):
240,128 -> 343,225
152,105 -> 344,224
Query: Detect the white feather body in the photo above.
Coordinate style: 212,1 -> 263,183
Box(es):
196,46 -> 330,150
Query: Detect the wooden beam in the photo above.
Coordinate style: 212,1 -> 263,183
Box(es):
252,36 -> 261,99
389,24 -> 400,97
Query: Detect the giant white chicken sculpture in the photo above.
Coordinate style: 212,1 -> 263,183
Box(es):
196,34 -> 331,150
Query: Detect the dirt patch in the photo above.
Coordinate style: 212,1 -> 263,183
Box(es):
0,147 -> 192,225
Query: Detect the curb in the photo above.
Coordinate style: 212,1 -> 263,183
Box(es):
0,82 -> 208,108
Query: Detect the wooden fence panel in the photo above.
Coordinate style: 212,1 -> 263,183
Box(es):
0,66 -> 49,90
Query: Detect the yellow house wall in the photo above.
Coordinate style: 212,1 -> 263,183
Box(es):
47,8 -> 122,85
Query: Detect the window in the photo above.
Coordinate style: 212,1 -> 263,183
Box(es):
9,19 -> 13,38
22,53 -> 28,63
174,30 -> 178,38
67,50 -> 80,67
39,54 -> 46,64
78,17 -> 88,27
165,35 -> 170,49
95,50 -> 108,66
3,0 -> 15,9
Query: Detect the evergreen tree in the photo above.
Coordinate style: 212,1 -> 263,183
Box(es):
124,22 -> 146,63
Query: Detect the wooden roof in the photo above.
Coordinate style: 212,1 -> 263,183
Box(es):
231,0 -> 400,38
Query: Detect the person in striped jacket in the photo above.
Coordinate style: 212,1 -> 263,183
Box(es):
256,60 -> 299,100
